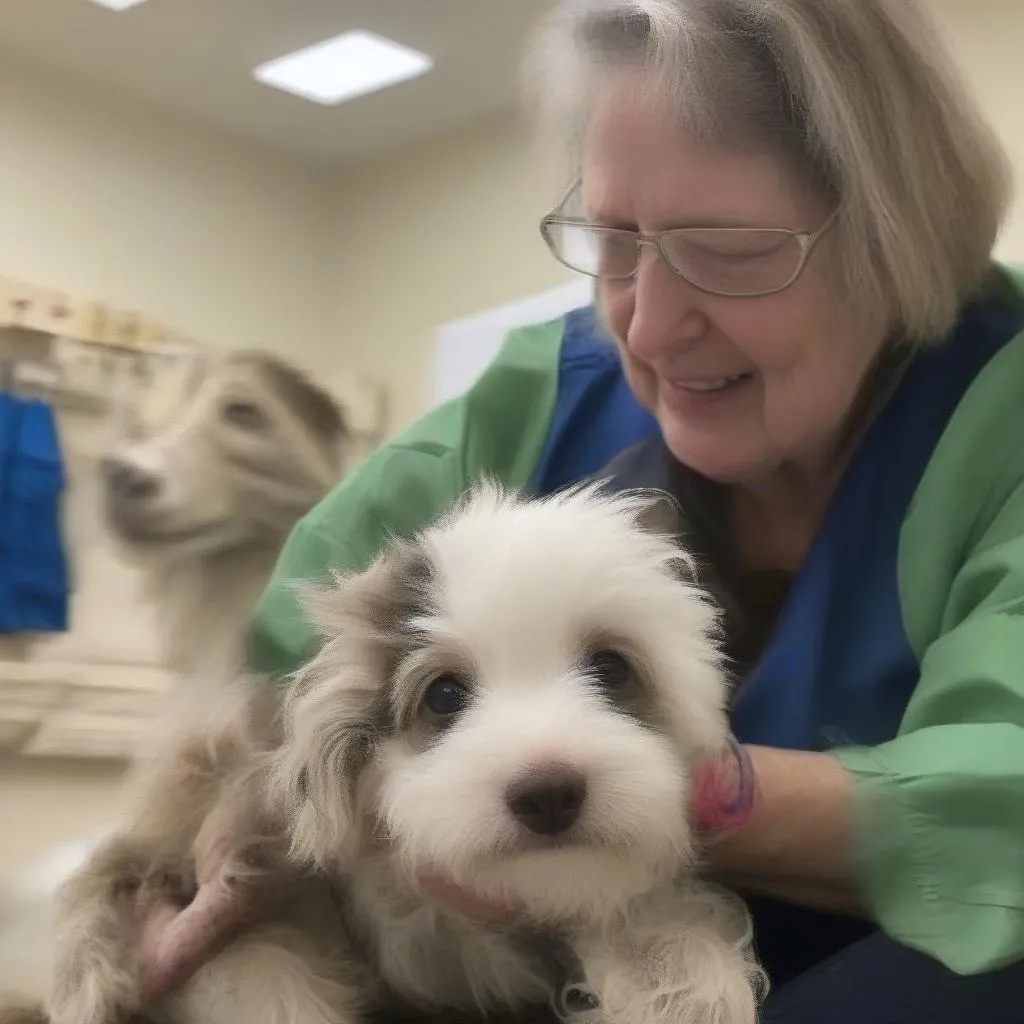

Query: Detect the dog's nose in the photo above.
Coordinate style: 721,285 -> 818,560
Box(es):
102,456 -> 162,502
505,765 -> 587,836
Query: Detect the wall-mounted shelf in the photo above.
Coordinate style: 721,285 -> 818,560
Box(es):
0,274 -> 195,354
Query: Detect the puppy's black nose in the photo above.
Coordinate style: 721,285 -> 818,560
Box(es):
505,765 -> 587,836
102,457 -> 161,502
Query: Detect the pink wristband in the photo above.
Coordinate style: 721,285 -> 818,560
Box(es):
692,739 -> 756,833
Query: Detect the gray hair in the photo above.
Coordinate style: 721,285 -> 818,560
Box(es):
526,0 -> 1014,344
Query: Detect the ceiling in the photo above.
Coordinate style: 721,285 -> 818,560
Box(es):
0,0 -> 558,168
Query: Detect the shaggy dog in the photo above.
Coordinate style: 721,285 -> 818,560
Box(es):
2,482 -> 762,1024
101,348 -> 349,679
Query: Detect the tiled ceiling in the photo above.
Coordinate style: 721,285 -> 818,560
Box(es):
0,0 -> 557,168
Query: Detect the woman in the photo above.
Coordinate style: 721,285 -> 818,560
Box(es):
141,0 -> 1024,1019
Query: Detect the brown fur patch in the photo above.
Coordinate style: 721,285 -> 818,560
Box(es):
227,350 -> 347,446
349,538 -> 440,738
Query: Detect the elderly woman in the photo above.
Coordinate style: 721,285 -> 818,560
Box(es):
140,0 -> 1024,1020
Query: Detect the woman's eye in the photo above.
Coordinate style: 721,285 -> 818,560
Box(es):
587,650 -> 632,689
693,244 -> 780,263
222,400 -> 269,431
423,675 -> 472,723
676,231 -> 791,264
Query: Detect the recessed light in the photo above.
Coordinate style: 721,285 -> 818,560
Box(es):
253,30 -> 433,106
90,0 -> 150,9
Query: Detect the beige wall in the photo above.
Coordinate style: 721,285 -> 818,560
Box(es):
0,57 -> 338,364
932,0 -> 1024,259
0,759 -> 127,872
329,109 -> 577,432
2,0 -> 1024,870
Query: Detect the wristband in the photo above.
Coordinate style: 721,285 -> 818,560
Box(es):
692,738 -> 756,833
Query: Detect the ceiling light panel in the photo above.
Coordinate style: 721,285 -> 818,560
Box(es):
90,0 -> 150,10
254,30 -> 434,106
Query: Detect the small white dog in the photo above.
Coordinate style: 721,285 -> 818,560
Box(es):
273,480 -> 763,1024
2,481 -> 763,1024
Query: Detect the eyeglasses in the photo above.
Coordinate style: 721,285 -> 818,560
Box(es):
539,180 -> 838,299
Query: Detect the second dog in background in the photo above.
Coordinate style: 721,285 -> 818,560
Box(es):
101,348 -> 349,681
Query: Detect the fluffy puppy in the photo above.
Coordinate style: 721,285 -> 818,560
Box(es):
273,481 -> 764,1024
2,481 -> 762,1024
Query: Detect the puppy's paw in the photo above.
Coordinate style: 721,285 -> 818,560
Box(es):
219,835 -> 291,899
139,858 -> 197,913
48,839 -> 154,1024
105,864 -> 143,904
576,883 -> 763,1024
47,966 -> 141,1024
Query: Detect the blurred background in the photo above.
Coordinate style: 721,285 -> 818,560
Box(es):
0,0 -> 1022,893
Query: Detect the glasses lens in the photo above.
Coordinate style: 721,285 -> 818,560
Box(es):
544,222 -> 638,279
661,229 -> 803,295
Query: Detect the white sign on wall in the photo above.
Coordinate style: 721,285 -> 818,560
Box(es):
432,279 -> 593,407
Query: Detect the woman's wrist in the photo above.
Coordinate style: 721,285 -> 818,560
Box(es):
692,738 -> 758,835
697,745 -> 864,915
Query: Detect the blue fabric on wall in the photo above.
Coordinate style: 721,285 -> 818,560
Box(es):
0,393 -> 70,632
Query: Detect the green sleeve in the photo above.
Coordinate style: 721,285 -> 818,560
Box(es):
835,314 -> 1024,974
246,315 -> 566,681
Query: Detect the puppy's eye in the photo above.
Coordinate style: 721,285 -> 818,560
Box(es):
587,650 -> 632,689
222,400 -> 269,431
423,675 -> 472,723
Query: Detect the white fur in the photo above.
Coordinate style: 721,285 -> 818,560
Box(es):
377,682 -> 692,920
272,481 -> 765,1024
4,480 -> 765,1024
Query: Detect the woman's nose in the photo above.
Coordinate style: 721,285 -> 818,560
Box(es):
625,251 -> 708,363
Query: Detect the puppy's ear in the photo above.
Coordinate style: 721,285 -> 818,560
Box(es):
294,540 -> 435,642
270,542 -> 436,871
634,488 -> 686,540
630,488 -> 704,587
291,571 -> 357,641
268,643 -> 382,871
270,568 -> 386,871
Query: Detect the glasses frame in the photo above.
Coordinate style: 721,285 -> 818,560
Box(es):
539,178 -> 840,299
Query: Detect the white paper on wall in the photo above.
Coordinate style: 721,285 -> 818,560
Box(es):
432,279 -> 593,408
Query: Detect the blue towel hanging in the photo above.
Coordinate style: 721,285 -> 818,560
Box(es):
0,393 -> 70,633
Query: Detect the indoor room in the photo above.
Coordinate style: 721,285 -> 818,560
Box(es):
2,2 -> 1024,1022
